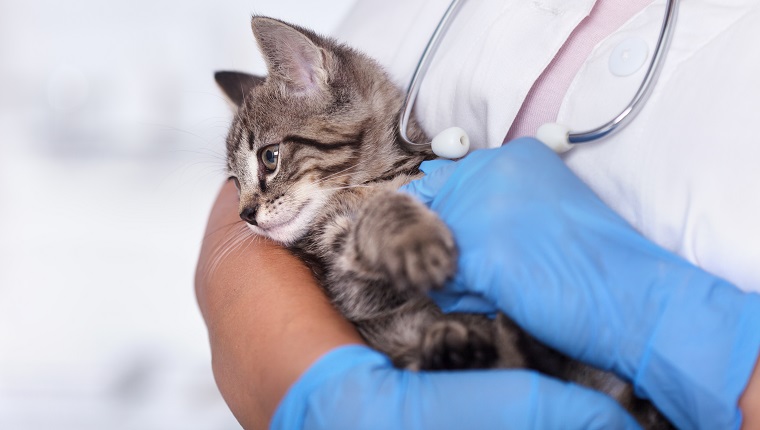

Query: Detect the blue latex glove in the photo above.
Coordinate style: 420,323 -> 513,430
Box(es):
272,345 -> 640,430
400,137 -> 760,429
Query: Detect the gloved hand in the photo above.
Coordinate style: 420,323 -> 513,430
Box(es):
273,345 -> 640,430
400,138 -> 760,429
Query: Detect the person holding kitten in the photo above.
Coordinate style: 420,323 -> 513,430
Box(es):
196,0 -> 760,429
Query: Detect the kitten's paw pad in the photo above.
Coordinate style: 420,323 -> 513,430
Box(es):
354,193 -> 456,293
384,221 -> 456,293
419,320 -> 498,370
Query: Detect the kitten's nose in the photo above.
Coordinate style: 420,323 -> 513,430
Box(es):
240,204 -> 259,226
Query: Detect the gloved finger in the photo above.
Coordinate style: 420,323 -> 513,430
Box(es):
513,371 -> 643,430
428,291 -> 499,314
419,159 -> 454,175
274,345 -> 642,430
418,369 -> 643,430
398,159 -> 457,205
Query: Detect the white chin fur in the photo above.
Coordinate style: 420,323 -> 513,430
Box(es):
245,195 -> 325,246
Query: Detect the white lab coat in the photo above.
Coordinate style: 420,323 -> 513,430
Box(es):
334,0 -> 760,292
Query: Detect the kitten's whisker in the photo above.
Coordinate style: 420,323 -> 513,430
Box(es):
312,173 -> 357,187
207,224 -> 257,278
229,230 -> 264,263
204,219 -> 245,241
319,184 -> 372,192
313,164 -> 359,185
209,234 -> 242,271
144,123 -> 217,147
209,220 -> 246,250
284,173 -> 357,198
238,230 -> 263,256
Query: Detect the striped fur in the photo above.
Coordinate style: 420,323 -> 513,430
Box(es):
215,16 -> 671,429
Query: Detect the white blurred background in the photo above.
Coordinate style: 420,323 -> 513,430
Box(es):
0,1 -> 356,428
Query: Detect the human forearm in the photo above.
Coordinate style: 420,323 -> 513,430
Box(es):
195,181 -> 364,429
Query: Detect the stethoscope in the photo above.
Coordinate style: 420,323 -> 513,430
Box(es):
399,0 -> 681,159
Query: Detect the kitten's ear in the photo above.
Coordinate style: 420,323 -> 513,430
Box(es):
214,71 -> 266,107
251,16 -> 328,94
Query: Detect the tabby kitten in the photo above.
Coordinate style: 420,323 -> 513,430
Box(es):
215,16 -> 670,429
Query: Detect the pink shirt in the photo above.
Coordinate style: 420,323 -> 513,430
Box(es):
505,0 -> 654,142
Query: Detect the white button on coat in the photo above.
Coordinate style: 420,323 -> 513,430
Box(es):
608,37 -> 649,77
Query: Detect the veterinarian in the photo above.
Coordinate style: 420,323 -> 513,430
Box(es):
196,0 -> 760,428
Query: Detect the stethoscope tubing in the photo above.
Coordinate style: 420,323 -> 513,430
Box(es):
398,0 -> 681,151
568,0 -> 680,143
398,0 -> 467,150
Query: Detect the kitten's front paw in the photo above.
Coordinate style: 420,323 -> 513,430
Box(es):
352,192 -> 456,294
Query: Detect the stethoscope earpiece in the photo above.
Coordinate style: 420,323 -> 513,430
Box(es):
431,127 -> 470,159
536,123 -> 573,154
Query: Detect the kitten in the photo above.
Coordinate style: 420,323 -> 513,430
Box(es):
215,16 -> 671,429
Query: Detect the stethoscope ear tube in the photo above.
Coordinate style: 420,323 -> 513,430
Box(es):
557,0 -> 681,150
398,0 -> 468,158
399,0 -> 680,157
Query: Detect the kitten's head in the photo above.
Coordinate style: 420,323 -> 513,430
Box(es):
216,17 -> 429,245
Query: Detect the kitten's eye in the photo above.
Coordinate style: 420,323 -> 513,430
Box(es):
260,144 -> 280,171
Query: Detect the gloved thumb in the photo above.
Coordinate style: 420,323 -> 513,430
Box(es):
399,159 -> 457,205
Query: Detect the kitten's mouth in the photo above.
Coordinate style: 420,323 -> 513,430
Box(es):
258,199 -> 308,230
248,210 -> 295,235
256,216 -> 295,233
246,198 -> 318,245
